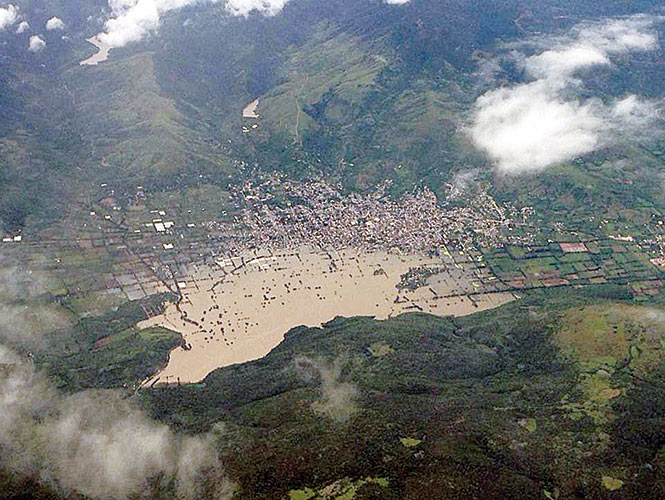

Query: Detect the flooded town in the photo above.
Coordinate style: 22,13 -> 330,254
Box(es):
4,173 -> 665,385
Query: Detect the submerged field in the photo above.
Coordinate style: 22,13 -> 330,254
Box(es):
140,247 -> 513,384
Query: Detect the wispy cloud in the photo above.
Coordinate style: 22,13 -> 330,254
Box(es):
0,259 -> 234,497
471,15 -> 664,174
296,355 -> 359,424
0,345 -> 235,499
0,263 -> 69,350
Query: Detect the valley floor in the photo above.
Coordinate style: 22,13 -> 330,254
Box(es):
140,246 -> 514,384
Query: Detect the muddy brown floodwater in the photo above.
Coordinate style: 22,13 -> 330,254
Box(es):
80,37 -> 111,66
139,247 -> 514,385
242,98 -> 260,118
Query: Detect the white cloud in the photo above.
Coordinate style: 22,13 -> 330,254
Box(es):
0,259 -> 233,497
97,0 -> 290,49
576,16 -> 659,54
15,20 -> 29,33
45,16 -> 66,31
98,0 -> 164,48
28,34 -> 46,52
0,4 -> 18,31
471,15 -> 663,174
0,345 -> 235,499
94,0 -> 411,50
611,94 -> 659,125
225,0 -> 288,17
473,82 -> 603,173
296,356 -> 358,424
524,46 -> 609,81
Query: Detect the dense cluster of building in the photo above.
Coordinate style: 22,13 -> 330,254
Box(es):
7,174 -> 542,304
220,175 -> 535,255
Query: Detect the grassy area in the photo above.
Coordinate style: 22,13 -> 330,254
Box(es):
43,325 -> 181,391
259,24 -> 388,141
37,293 -> 181,391
139,290 -> 664,498
556,303 -> 665,376
246,21 -> 475,194
66,52 -> 233,185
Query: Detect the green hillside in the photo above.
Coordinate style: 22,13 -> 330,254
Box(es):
142,291 -> 665,499
1,1 -> 665,498
67,52 -> 233,184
